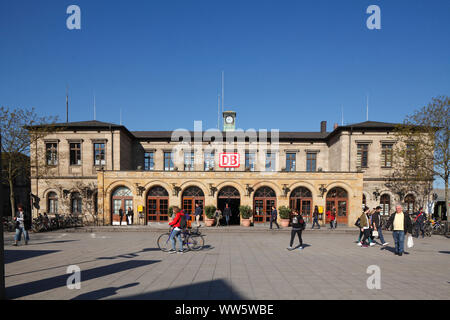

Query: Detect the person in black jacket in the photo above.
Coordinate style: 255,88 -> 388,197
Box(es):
287,210 -> 305,250
223,203 -> 231,226
413,207 -> 426,238
119,208 -> 124,225
311,206 -> 320,229
372,206 -> 388,246
270,206 -> 280,229
384,205 -> 413,256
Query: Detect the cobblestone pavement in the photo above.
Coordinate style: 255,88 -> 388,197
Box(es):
3,229 -> 450,300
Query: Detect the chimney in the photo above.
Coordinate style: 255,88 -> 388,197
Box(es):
334,123 -> 339,130
320,121 -> 327,133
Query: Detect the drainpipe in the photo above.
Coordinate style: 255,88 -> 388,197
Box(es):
348,127 -> 353,172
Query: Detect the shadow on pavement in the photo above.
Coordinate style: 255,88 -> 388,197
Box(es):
6,259 -> 160,299
118,279 -> 245,300
5,249 -> 61,264
26,240 -> 79,245
438,251 -> 450,254
72,282 -> 140,300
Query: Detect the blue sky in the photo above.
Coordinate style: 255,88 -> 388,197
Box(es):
0,0 -> 449,133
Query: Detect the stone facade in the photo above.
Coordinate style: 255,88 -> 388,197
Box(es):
29,120 -> 427,226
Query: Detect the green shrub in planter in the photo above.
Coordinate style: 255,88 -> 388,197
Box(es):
239,205 -> 253,219
204,205 -> 216,219
168,206 -> 174,219
278,206 -> 291,219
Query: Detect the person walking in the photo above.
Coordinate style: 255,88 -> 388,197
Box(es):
127,207 -> 134,225
414,207 -> 426,238
357,207 -> 375,247
168,206 -> 185,254
119,208 -> 124,225
270,206 -> 280,229
223,203 -> 231,226
13,204 -> 30,246
372,206 -> 388,246
214,208 -> 222,227
194,203 -> 202,227
332,207 -> 337,229
385,205 -> 413,256
287,210 -> 305,250
311,206 -> 321,229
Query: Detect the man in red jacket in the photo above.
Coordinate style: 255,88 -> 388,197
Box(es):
168,206 -> 185,254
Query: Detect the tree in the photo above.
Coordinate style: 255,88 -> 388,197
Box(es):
0,106 -> 58,217
392,96 -> 449,217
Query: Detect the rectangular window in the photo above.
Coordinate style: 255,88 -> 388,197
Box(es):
306,153 -> 317,172
70,143 -> 81,165
357,144 -> 369,168
184,151 -> 194,171
381,144 -> 393,167
46,143 -> 58,165
286,153 -> 296,172
406,144 -> 417,167
245,152 -> 255,171
144,152 -> 154,171
265,153 -> 276,172
164,152 -> 174,171
204,152 -> 215,171
94,143 -> 106,166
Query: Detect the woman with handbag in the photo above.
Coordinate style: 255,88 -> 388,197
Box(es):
13,204 -> 30,246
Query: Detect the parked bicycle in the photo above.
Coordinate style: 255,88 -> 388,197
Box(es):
157,226 -> 205,252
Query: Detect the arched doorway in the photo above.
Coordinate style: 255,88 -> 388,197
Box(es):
289,187 -> 312,223
182,186 -> 205,223
111,186 -> 133,225
380,194 -> 390,215
405,194 -> 416,214
326,187 -> 348,225
253,186 -> 276,223
217,186 -> 241,225
147,186 -> 169,223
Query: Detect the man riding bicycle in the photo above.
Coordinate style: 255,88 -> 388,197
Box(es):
168,206 -> 186,254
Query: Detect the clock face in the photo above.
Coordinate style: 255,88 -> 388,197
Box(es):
225,116 -> 234,124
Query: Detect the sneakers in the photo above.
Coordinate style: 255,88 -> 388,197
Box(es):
369,243 -> 375,247
398,252 -> 403,256
357,242 -> 362,246
168,249 -> 176,254
13,243 -> 18,246
298,246 -> 303,250
177,250 -> 184,254
382,242 -> 389,246
362,244 -> 369,248
287,246 -> 293,250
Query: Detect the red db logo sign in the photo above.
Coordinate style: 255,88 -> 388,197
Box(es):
219,153 -> 240,168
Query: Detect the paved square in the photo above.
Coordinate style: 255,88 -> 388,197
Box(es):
3,229 -> 450,300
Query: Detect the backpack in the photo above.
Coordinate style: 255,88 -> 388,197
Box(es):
179,214 -> 187,229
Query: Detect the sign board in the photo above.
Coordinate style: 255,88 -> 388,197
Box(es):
138,205 -> 143,212
318,206 -> 324,214
219,153 -> 240,168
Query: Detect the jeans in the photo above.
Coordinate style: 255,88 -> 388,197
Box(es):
375,227 -> 386,244
361,228 -> 373,244
290,229 -> 303,247
195,215 -> 200,226
393,230 -> 405,254
170,229 -> 183,251
270,217 -> 279,229
312,218 -> 320,229
15,227 -> 29,242
225,216 -> 230,226
415,222 -> 424,237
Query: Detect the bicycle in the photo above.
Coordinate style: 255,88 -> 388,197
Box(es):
157,226 -> 205,252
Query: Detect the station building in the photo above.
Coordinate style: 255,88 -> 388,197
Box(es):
30,112 -> 420,226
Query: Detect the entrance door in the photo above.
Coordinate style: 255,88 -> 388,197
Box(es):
326,187 -> 348,225
217,186 -> 241,225
182,186 -> 205,224
253,187 -> 277,224
289,187 -> 313,223
147,186 -> 170,223
111,186 -> 133,225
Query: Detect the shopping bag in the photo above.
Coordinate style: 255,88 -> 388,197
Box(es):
407,235 -> 414,248
372,230 -> 379,237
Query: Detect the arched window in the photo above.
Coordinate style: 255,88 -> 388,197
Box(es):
289,187 -> 313,221
182,186 -> 205,220
405,194 -> 416,214
48,192 -> 58,214
71,192 -> 82,214
147,186 -> 169,222
380,194 -> 390,215
111,186 -> 133,225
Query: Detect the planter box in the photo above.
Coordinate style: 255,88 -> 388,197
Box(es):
280,219 -> 290,228
241,219 -> 251,227
205,218 -> 215,227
